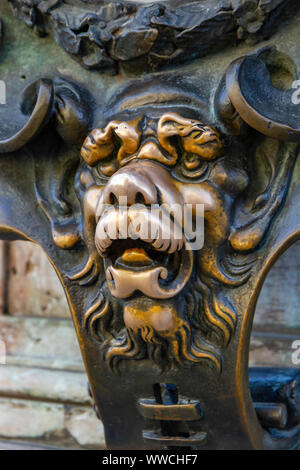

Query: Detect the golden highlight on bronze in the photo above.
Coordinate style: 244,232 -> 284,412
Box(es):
157,112 -> 223,161
80,112 -> 223,170
81,118 -> 141,166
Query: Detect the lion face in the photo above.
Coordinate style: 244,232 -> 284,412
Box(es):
77,110 -> 249,371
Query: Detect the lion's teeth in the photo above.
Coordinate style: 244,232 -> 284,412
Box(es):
178,238 -> 184,251
167,239 -> 177,254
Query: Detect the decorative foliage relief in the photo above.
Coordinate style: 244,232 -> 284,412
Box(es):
8,0 -> 298,72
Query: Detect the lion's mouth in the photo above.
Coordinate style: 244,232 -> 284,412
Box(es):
105,240 -> 181,282
102,240 -> 192,300
95,206 -> 193,299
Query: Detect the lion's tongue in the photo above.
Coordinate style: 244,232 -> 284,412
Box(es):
104,247 -> 193,299
121,247 -> 152,265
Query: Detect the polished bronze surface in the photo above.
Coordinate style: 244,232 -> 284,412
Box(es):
0,0 -> 299,450
138,398 -> 203,421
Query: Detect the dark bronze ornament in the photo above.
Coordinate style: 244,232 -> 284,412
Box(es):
8,0 -> 297,73
0,0 -> 299,450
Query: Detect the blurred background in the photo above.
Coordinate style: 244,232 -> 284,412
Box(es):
0,240 -> 299,449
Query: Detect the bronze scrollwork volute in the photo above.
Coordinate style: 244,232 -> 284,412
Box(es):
0,0 -> 300,450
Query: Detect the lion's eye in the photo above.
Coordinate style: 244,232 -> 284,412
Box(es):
180,154 -> 209,179
184,154 -> 202,171
95,161 -> 118,180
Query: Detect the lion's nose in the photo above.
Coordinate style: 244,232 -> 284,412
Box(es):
102,165 -> 158,206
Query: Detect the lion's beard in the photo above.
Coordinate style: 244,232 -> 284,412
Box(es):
83,271 -> 237,373
103,319 -> 221,373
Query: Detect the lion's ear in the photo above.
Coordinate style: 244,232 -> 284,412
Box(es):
214,49 -> 300,252
0,80 -> 53,153
229,138 -> 298,252
0,78 -> 91,153
0,78 -> 92,249
53,78 -> 91,147
215,49 -> 300,141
